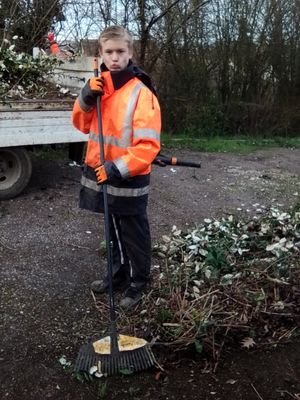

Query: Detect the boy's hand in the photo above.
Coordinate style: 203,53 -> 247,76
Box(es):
94,164 -> 108,184
80,76 -> 105,107
94,161 -> 122,184
88,77 -> 105,96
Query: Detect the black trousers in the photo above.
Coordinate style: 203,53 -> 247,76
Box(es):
104,213 -> 151,291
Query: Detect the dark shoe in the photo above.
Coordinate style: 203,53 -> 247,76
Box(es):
91,278 -> 130,294
119,287 -> 143,310
91,279 -> 108,294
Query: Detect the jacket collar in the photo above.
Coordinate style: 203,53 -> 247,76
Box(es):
100,61 -> 135,91
100,61 -> 157,96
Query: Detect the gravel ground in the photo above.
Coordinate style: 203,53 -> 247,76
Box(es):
0,148 -> 299,399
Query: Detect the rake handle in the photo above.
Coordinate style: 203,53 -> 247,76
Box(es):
94,58 -> 119,356
153,154 -> 201,168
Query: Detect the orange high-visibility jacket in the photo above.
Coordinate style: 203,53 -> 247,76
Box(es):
72,69 -> 161,215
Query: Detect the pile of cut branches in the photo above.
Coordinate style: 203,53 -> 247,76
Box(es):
0,36 -> 65,100
94,204 -> 300,365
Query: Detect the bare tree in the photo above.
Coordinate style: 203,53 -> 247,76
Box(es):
9,0 -> 297,135
0,0 -> 66,52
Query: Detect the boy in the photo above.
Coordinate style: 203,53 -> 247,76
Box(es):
72,26 -> 161,310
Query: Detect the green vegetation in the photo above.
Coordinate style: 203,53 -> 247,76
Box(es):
161,134 -> 300,153
96,205 -> 300,366
31,146 -> 70,161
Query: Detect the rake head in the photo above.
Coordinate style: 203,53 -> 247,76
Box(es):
74,336 -> 156,377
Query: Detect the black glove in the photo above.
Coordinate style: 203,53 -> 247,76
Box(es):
81,76 -> 104,107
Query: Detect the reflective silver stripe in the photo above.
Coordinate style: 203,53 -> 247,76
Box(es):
108,185 -> 149,197
107,185 -> 149,197
78,93 -> 94,112
104,136 -> 125,147
89,128 -> 160,146
133,128 -> 160,141
122,82 -> 145,146
81,176 -> 149,197
89,131 -> 98,142
114,157 -> 130,178
89,131 -> 127,148
81,176 -> 102,192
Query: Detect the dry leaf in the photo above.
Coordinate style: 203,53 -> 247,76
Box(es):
241,337 -> 256,349
155,371 -> 162,381
226,379 -> 237,385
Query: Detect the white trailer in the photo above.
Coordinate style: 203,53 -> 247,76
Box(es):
0,56 -> 95,200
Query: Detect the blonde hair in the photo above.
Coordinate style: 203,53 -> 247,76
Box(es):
99,26 -> 133,51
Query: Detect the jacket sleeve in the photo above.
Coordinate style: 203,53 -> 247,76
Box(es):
113,87 -> 161,178
72,98 -> 94,134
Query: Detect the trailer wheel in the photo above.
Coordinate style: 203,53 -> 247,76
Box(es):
0,147 -> 32,200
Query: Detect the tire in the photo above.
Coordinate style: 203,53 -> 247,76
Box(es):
0,147 -> 32,200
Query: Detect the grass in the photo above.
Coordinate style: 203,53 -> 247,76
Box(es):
161,134 -> 300,153
29,136 -> 300,160
31,145 -> 70,160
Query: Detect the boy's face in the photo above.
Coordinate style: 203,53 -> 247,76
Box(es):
100,38 -> 132,72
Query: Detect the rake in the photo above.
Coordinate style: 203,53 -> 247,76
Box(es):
74,58 -> 156,377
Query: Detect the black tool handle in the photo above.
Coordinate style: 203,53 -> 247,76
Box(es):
93,58 -> 119,356
153,154 -> 201,168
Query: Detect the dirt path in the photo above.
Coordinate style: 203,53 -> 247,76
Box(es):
0,148 -> 299,399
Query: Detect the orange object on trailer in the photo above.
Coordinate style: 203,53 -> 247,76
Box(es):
47,32 -> 60,55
